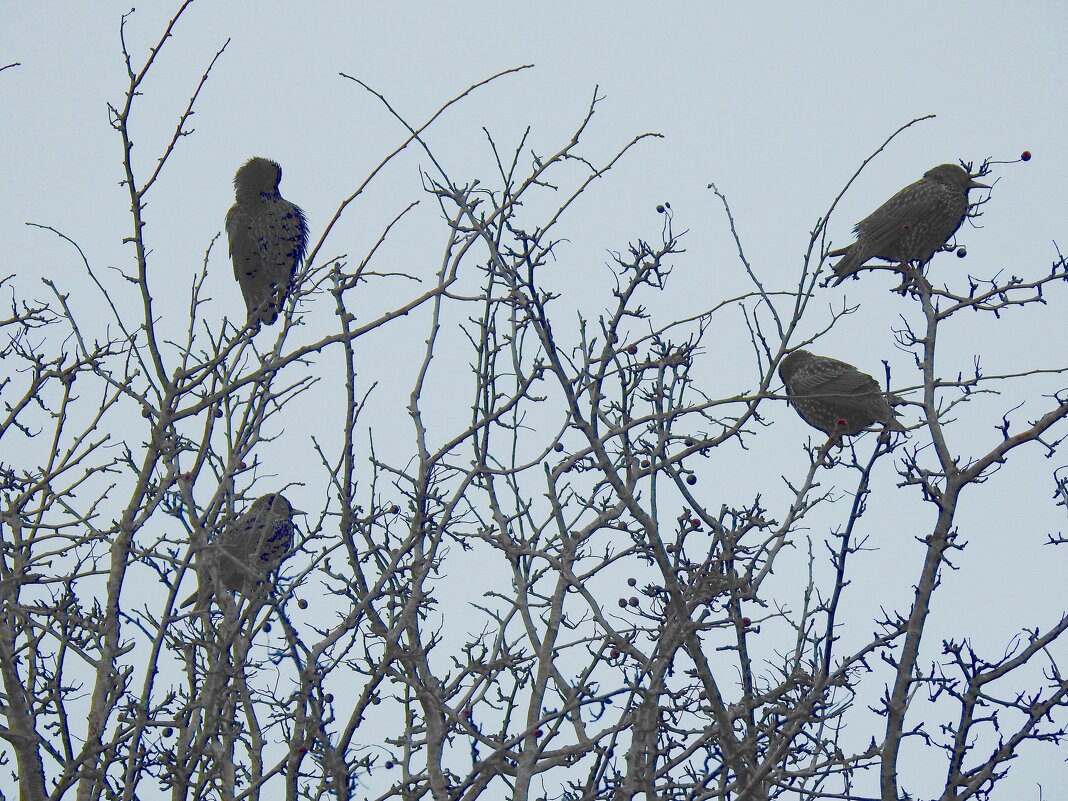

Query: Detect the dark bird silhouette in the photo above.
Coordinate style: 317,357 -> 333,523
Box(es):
183,493 -> 300,609
779,350 -> 905,438
226,157 -> 308,326
829,163 -> 987,285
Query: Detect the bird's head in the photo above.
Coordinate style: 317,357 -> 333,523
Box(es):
233,157 -> 283,200
778,350 -> 813,386
924,163 -> 989,190
251,492 -> 300,519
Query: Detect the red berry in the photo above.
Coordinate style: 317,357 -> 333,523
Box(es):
626,345 -> 638,355
690,518 -> 701,528
741,617 -> 752,626
1021,150 -> 1032,161
610,648 -> 621,658
686,475 -> 697,486
835,418 -> 848,428
533,729 -> 543,737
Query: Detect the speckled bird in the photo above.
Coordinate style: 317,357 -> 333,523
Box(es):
183,493 -> 299,608
227,157 -> 308,326
829,163 -> 987,285
778,350 -> 905,438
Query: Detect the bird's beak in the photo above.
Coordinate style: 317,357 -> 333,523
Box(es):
967,177 -> 990,189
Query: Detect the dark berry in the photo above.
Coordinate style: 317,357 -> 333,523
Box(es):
554,443 -> 564,452
686,475 -> 697,486
956,247 -> 967,258
1021,150 -> 1032,162
627,577 -> 637,587
298,599 -> 308,610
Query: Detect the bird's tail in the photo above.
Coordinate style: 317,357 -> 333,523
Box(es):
828,245 -> 864,286
885,393 -> 908,431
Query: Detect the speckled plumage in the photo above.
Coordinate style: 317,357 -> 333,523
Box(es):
183,493 -> 299,609
830,164 -> 987,285
779,350 -> 905,437
227,157 -> 308,326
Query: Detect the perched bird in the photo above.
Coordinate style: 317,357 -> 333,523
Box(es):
226,157 -> 308,326
778,350 -> 905,438
183,493 -> 300,609
829,163 -> 988,285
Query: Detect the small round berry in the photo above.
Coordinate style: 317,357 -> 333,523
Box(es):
162,727 -> 173,738
626,345 -> 638,355
214,408 -> 224,419
628,597 -> 639,607
391,505 -> 401,514
627,577 -> 637,587
640,459 -> 651,468
1021,150 -> 1032,162
956,247 -> 967,258
690,518 -> 701,528
384,760 -> 395,769
686,475 -> 697,486
263,622 -> 272,632
610,648 -> 621,658
142,407 -> 151,418
656,204 -> 665,213
298,599 -> 308,610
238,461 -> 247,470
324,693 -> 334,703
685,439 -> 696,448
617,598 -> 627,609
741,617 -> 752,626
554,443 -> 564,452
533,729 -> 543,737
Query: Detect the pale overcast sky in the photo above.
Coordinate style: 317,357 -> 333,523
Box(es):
2,2 -> 1066,797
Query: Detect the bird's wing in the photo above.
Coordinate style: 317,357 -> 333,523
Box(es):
792,358 -> 882,398
226,205 -> 272,313
854,180 -> 941,246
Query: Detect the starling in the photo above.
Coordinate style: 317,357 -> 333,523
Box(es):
778,350 -> 905,438
226,157 -> 308,326
829,163 -> 988,285
183,493 -> 300,609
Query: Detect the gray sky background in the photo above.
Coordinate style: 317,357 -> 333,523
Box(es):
2,2 -> 1067,797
